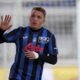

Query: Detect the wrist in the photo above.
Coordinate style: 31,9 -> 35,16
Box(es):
33,51 -> 39,59
0,29 -> 5,32
0,29 -> 5,35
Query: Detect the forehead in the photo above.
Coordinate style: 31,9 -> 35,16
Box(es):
31,10 -> 44,17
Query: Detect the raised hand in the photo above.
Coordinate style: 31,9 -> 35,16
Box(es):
0,15 -> 12,30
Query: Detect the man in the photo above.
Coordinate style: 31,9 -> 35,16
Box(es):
0,7 -> 58,80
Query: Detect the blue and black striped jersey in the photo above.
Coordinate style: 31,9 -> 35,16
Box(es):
3,26 -> 58,80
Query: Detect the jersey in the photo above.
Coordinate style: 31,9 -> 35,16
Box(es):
4,26 -> 58,80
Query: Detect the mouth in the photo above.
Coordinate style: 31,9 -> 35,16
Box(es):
32,23 -> 38,26
33,22 -> 37,25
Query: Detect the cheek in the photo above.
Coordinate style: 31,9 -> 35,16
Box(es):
30,17 -> 33,23
39,19 -> 44,25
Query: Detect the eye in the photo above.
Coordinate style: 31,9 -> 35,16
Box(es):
31,14 -> 35,18
31,14 -> 42,19
37,16 -> 41,19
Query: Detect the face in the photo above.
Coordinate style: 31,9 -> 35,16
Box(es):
29,10 -> 45,30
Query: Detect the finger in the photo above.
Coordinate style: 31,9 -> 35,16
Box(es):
4,15 -> 9,23
25,52 -> 29,54
25,54 -> 35,59
1,16 -> 3,23
5,15 -> 9,21
26,54 -> 33,58
29,57 -> 34,59
26,51 -> 31,53
5,15 -> 11,24
26,54 -> 32,57
25,51 -> 32,54
0,16 -> 3,28
4,15 -> 8,22
26,56 -> 34,59
26,54 -> 30,56
7,15 -> 11,24
28,56 -> 35,59
26,56 -> 33,59
25,51 -> 29,53
26,53 -> 35,58
26,55 -> 32,58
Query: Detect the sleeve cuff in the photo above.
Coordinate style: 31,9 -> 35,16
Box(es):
4,27 -> 14,34
33,51 -> 39,59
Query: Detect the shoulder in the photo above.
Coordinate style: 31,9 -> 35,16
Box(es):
43,27 -> 55,38
18,26 -> 30,31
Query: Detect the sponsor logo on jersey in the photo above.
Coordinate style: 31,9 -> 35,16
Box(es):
23,43 -> 44,53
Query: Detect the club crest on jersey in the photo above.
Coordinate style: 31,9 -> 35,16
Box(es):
38,36 -> 49,44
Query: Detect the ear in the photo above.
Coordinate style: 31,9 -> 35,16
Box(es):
41,19 -> 45,26
43,18 -> 45,23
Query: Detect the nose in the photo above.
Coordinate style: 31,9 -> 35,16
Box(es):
34,16 -> 38,21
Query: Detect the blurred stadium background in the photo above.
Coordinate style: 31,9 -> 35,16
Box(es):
0,0 -> 78,80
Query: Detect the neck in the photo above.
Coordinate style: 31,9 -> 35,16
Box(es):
30,26 -> 43,32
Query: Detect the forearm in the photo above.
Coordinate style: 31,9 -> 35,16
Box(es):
25,51 -> 57,65
0,29 -> 5,34
0,29 -> 7,43
38,54 -> 57,64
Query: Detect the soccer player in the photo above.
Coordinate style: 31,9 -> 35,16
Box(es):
0,7 -> 58,80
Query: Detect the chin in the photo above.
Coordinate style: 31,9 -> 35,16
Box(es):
30,26 -> 38,29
